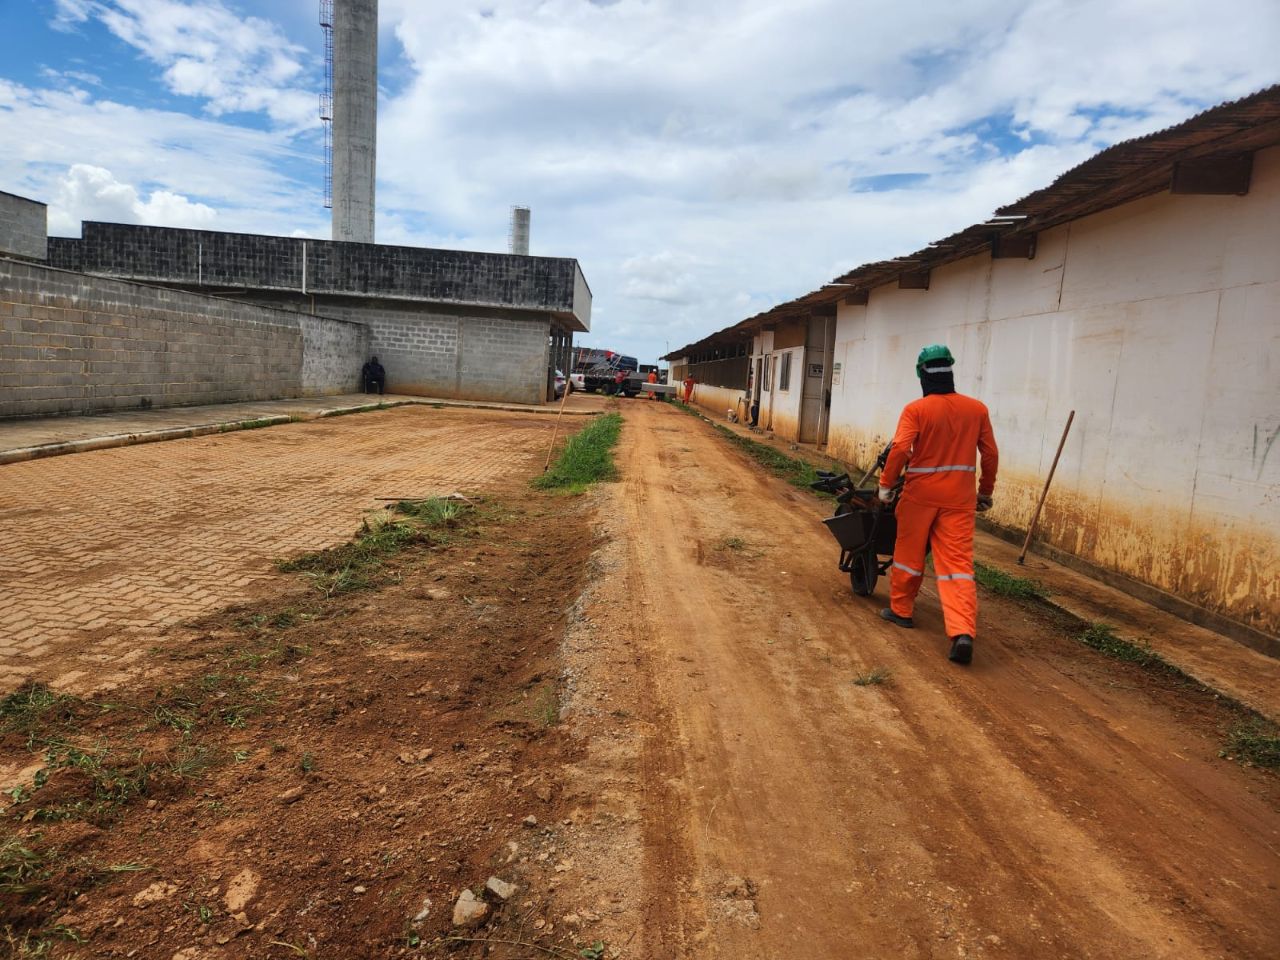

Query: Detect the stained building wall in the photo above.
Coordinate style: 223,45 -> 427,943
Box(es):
825,144 -> 1280,637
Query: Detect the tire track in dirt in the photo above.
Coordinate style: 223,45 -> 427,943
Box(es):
612,401 -> 1279,959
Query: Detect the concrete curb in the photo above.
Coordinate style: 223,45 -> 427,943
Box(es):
0,398 -> 599,466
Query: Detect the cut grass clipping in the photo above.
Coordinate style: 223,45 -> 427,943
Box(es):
278,497 -> 469,596
534,412 -> 622,492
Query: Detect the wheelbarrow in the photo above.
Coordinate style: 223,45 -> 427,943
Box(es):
811,443 -> 904,597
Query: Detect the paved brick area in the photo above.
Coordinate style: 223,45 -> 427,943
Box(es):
0,406 -> 552,690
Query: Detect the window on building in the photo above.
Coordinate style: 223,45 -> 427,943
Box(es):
779,352 -> 792,391
762,356 -> 771,391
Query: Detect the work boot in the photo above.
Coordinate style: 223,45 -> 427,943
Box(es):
879,608 -> 914,629
948,635 -> 974,665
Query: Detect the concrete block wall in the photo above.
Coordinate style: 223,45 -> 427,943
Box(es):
297,314 -> 368,396
47,223 -> 584,318
0,191 -> 47,262
0,258 -> 364,419
316,299 -> 550,404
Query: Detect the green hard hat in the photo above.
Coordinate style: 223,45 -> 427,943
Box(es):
916,343 -> 955,378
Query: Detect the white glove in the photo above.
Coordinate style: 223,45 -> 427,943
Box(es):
976,494 -> 993,513
877,486 -> 896,504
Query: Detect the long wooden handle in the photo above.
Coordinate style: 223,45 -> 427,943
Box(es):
542,379 -> 573,473
1018,410 -> 1075,564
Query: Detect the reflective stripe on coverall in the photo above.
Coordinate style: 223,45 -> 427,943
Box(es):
879,393 -> 998,638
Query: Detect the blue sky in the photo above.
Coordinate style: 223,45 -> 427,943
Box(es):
2,0 -> 1278,364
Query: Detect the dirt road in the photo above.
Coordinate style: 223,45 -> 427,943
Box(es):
600,401 -> 1279,959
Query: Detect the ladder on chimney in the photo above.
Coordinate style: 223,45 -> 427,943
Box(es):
318,0 -> 334,209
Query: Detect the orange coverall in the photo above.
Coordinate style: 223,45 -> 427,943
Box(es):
647,370 -> 659,399
879,394 -> 998,638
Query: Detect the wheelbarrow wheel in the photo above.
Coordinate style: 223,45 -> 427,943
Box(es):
849,546 -> 879,597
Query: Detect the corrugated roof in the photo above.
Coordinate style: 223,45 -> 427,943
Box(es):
663,85 -> 1280,360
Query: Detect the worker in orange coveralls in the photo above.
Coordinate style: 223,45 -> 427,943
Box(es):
683,375 -> 696,404
647,368 -> 659,399
877,344 -> 998,665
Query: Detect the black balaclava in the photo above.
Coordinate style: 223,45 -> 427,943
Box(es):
920,366 -> 955,396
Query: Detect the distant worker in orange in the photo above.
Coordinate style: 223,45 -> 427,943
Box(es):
683,374 -> 696,404
647,368 -> 659,399
877,344 -> 998,665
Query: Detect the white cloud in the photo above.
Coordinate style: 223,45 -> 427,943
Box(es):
0,79 -> 326,238
10,0 -> 1280,365
53,0 -> 317,128
48,163 -> 218,233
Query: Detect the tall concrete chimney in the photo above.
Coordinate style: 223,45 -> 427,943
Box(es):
509,206 -> 531,256
332,0 -> 377,243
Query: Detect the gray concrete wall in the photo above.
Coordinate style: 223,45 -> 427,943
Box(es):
0,257 -> 364,419
298,313 -> 369,396
47,223 -> 588,330
332,0 -> 377,243
0,191 -> 47,262
310,299 -> 551,404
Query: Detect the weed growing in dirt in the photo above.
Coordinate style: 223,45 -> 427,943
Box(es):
852,667 -> 893,687
717,536 -> 747,551
1220,719 -> 1280,769
278,498 -> 473,596
1076,623 -> 1171,670
533,412 -> 623,492
395,497 -> 464,526
0,684 -> 87,741
0,836 -> 48,895
974,562 -> 1049,601
3,924 -> 85,957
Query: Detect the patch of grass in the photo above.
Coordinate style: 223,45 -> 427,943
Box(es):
278,515 -> 426,595
0,836 -> 48,895
705,422 -> 839,495
1076,622 -> 1170,670
0,684 -> 86,740
393,497 -> 465,527
851,667 -> 893,687
1220,719 -> 1280,769
717,536 -> 747,551
300,752 -> 316,773
974,561 -> 1049,602
533,412 -> 623,492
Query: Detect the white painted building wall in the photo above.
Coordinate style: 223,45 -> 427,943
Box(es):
750,327 -> 808,439
826,145 -> 1280,636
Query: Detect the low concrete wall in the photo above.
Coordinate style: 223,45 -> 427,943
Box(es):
691,384 -> 747,421
298,313 -> 368,396
0,257 -> 365,419
0,191 -> 47,262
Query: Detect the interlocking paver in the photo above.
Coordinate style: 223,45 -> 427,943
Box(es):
0,406 -> 552,690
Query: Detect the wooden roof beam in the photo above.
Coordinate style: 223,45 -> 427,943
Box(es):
844,289 -> 869,305
899,270 -> 930,290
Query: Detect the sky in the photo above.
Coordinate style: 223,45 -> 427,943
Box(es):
1,1 -> 1278,365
